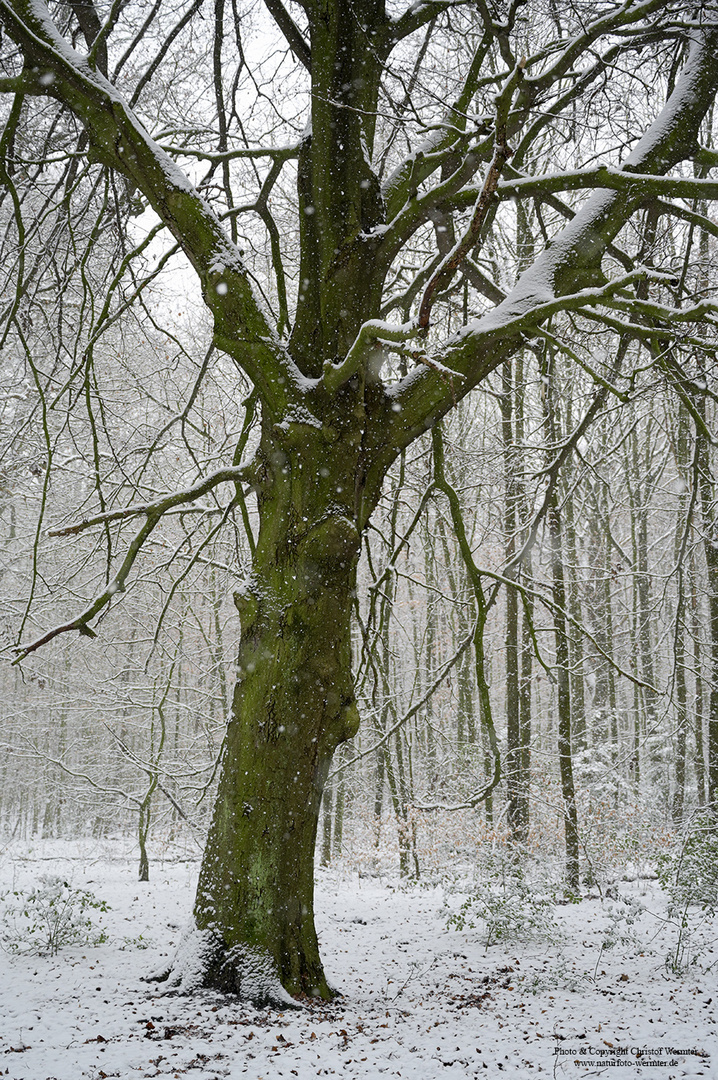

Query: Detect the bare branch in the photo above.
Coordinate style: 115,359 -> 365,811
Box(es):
13,466 -> 253,662
47,466 -> 253,536
0,0 -> 300,410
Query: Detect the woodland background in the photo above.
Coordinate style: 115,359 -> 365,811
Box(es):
1,0 -> 717,901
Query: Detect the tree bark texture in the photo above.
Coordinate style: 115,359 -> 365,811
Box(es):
158,417 -> 362,1001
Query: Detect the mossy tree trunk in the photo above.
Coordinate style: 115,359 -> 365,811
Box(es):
191,417 -> 363,999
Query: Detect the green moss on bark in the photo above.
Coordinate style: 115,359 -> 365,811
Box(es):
192,418 -> 362,999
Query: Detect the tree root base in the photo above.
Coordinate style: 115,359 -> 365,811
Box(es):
143,925 -> 302,1009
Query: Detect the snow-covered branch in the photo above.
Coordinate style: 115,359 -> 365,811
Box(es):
46,466 -> 253,537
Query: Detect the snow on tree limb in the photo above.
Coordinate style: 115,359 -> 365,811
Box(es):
0,0 -> 302,408
366,29 -> 718,480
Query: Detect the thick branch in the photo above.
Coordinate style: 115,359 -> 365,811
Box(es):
387,0 -> 466,46
360,30 -> 718,501
497,166 -> 718,202
263,0 -> 311,71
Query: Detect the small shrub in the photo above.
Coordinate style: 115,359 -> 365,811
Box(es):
448,875 -> 557,950
519,955 -> 592,994
590,892 -> 647,980
656,815 -> 718,974
0,875 -> 110,956
599,893 -> 646,951
657,818 -> 718,914
121,933 -> 152,950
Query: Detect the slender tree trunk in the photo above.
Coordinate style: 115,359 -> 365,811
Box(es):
138,794 -> 152,883
423,528 -> 438,770
549,503 -> 580,893
584,477 -> 617,748
671,404 -> 691,825
431,425 -> 501,823
378,562 -> 417,877
320,785 -> 333,866
696,413 -> 718,812
510,207 -> 534,841
543,350 -> 580,893
501,359 -> 522,839
692,572 -> 707,807
602,512 -> 619,752
564,489 -> 586,752
332,760 -> 346,860
373,747 -> 385,846
517,551 -> 533,839
630,425 -> 661,776
694,205 -> 716,813
673,610 -> 688,825
436,510 -> 476,749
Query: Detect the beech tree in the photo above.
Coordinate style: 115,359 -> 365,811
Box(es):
2,0 -> 718,1003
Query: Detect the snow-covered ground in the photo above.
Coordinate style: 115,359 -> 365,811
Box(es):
0,839 -> 715,1079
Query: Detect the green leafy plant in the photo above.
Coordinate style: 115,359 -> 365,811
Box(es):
121,933 -> 152,950
448,873 -> 557,950
656,815 -> 718,974
0,875 -> 110,957
591,893 -> 647,980
658,819 -> 718,912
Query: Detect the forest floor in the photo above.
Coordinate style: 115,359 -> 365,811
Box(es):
0,839 -> 715,1080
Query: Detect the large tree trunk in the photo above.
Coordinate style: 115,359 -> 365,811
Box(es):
155,419 -> 362,1002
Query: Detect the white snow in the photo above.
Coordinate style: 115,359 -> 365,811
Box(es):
620,35 -> 708,175
275,404 -> 323,430
1,839 -> 715,1079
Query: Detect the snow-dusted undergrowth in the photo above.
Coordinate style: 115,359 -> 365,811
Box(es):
0,838 -> 715,1079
